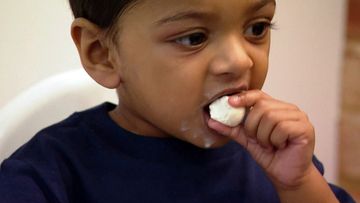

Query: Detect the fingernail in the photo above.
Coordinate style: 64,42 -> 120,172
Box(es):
229,95 -> 241,104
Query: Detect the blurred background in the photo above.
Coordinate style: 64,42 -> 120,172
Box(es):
0,0 -> 359,201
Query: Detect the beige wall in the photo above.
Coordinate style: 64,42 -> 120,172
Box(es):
0,0 -> 81,108
265,1 -> 346,183
0,1 -> 346,183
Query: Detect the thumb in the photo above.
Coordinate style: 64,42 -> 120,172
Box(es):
208,119 -> 251,148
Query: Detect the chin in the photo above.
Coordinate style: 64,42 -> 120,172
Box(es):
195,135 -> 231,149
178,114 -> 231,149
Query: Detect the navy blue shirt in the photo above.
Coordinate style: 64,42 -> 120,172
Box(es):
0,103 -> 355,203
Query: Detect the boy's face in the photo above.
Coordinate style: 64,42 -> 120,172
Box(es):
110,0 -> 276,148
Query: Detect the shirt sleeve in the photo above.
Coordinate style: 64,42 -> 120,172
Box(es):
312,156 -> 356,203
0,159 -> 52,203
0,133 -> 71,203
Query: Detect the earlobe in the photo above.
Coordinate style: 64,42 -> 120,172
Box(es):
71,18 -> 121,89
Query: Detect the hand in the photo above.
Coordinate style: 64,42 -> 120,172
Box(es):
208,90 -> 315,189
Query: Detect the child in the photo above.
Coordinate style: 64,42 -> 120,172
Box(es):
0,0 -> 355,202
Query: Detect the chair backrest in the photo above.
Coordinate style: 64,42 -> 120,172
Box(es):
0,69 -> 117,162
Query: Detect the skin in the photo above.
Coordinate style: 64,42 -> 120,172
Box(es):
87,0 -> 273,149
71,0 -> 339,202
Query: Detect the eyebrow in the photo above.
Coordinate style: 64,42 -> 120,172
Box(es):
154,0 -> 276,26
252,0 -> 276,12
154,10 -> 214,26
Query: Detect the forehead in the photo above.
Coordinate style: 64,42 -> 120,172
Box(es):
122,0 -> 275,24
135,0 -> 275,11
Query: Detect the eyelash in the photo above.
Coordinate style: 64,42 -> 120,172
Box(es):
173,31 -> 208,48
244,21 -> 274,41
171,20 -> 275,48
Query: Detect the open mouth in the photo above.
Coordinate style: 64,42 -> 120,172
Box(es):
203,105 -> 211,123
203,93 -> 237,125
202,87 -> 248,126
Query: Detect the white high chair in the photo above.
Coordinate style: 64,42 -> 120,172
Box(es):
0,69 -> 117,162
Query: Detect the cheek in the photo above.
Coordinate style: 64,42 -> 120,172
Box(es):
251,64 -> 268,89
146,67 -> 206,130
126,60 -> 202,122
250,47 -> 269,89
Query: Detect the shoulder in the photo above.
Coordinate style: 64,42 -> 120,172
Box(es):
5,102 -> 116,163
0,102 -> 120,202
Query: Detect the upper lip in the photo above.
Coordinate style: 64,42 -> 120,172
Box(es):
205,84 -> 249,107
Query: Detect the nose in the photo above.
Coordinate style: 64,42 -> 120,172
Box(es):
209,35 -> 254,79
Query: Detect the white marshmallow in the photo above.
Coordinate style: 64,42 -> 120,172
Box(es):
209,96 -> 245,127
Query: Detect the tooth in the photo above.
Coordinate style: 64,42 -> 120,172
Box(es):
209,96 -> 245,127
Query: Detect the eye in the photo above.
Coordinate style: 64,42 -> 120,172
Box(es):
174,32 -> 207,47
244,21 -> 272,40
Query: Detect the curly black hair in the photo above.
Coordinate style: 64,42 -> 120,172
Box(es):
68,0 -> 137,28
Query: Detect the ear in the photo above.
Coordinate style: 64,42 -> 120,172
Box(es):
71,18 -> 121,89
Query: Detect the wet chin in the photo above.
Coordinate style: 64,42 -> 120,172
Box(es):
177,114 -> 230,149
189,133 -> 231,149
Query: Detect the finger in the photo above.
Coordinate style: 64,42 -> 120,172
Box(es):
270,120 -> 314,149
207,118 -> 233,136
228,126 -> 250,148
228,89 -> 271,108
244,99 -> 298,139
228,90 -> 299,111
256,109 -> 301,148
208,119 -> 250,148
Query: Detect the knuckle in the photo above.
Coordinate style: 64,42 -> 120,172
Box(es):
270,134 -> 283,147
258,135 -> 270,146
255,89 -> 269,97
297,110 -> 309,121
255,99 -> 268,108
263,110 -> 277,121
244,125 -> 256,138
229,127 -> 241,138
280,101 -> 299,111
277,121 -> 289,132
